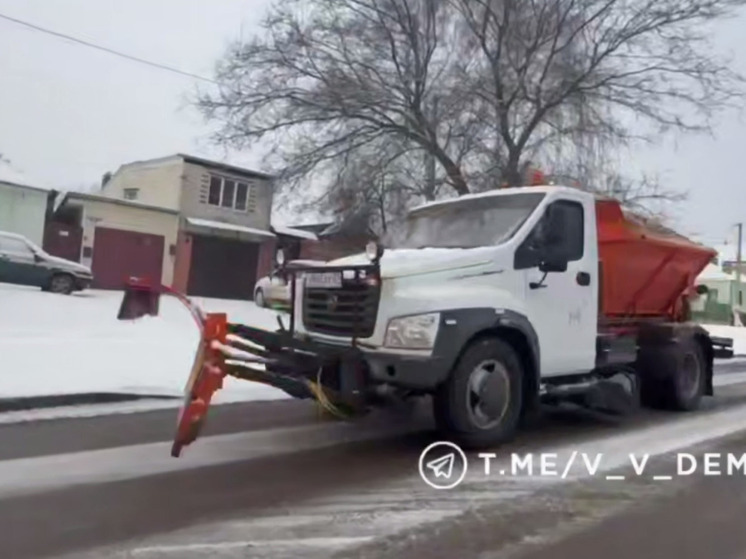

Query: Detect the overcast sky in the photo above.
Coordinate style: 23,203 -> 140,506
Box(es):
0,0 -> 744,244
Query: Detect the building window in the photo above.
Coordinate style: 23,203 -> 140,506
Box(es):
207,174 -> 252,212
221,180 -> 236,208
208,176 -> 221,205
235,182 -> 248,210
123,188 -> 139,200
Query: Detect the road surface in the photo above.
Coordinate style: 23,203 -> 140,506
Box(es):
3,363 -> 746,559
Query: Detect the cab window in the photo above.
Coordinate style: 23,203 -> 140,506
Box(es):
514,200 -> 584,269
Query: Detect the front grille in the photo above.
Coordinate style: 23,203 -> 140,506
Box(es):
302,278 -> 380,338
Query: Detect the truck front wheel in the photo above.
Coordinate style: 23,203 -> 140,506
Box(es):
433,337 -> 523,450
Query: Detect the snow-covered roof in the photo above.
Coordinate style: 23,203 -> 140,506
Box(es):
60,190 -> 179,214
406,184 -> 700,244
0,179 -> 50,194
409,185 -> 568,213
0,160 -> 47,191
185,217 -> 276,238
698,263 -> 734,282
271,225 -> 318,240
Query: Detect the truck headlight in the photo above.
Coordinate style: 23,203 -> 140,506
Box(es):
384,313 -> 440,350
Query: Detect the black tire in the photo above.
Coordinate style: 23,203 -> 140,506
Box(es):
641,340 -> 705,411
433,337 -> 523,449
48,273 -> 75,295
255,288 -> 265,307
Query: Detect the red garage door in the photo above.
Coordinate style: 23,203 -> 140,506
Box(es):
92,227 -> 164,289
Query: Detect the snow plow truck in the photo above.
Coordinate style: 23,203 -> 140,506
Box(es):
118,184 -> 735,457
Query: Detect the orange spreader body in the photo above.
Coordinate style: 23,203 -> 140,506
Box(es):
595,197 -> 715,322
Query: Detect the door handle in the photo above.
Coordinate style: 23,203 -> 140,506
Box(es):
576,271 -> 591,286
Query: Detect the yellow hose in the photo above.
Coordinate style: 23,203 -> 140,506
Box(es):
306,367 -> 353,420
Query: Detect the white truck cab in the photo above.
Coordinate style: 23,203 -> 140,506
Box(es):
295,186 -> 598,371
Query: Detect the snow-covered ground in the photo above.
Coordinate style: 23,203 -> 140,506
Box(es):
1,281 -> 745,403
0,283 -> 290,402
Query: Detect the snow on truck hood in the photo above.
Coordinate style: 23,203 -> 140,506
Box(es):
328,247 -> 496,278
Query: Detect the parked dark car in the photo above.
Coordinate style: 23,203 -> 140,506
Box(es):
0,230 -> 93,294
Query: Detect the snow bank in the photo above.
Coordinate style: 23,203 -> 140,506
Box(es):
0,283 -> 290,401
2,281 -> 743,403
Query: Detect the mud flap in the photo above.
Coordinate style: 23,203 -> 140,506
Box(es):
171,313 -> 228,457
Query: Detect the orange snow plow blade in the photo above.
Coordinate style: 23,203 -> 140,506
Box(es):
116,265 -> 377,457
171,312 -> 228,457
117,280 -> 229,457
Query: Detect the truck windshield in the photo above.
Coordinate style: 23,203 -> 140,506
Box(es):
387,192 -> 546,249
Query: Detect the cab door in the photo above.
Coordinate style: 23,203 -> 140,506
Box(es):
514,195 -> 599,377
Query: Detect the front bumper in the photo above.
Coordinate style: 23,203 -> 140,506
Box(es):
229,324 -> 452,398
364,349 -> 450,391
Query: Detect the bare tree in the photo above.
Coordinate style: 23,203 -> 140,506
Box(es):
453,0 -> 745,186
198,0 -> 481,210
198,0 -> 744,222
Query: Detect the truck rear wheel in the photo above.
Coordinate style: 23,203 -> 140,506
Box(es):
433,337 -> 523,449
641,339 -> 705,411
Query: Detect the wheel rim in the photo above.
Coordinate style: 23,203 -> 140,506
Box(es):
465,359 -> 511,430
679,352 -> 701,399
256,290 -> 264,306
51,276 -> 71,292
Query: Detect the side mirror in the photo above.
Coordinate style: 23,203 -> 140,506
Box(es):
33,253 -> 43,263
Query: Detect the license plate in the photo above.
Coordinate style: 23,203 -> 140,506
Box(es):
305,272 -> 342,288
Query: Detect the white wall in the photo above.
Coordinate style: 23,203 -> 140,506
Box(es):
100,157 -> 183,211
0,182 -> 47,245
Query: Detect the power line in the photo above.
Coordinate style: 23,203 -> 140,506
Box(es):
0,11 -> 217,84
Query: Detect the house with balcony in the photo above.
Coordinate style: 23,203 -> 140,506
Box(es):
46,153 -> 291,300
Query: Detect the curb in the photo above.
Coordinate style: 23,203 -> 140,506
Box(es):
0,392 -> 180,413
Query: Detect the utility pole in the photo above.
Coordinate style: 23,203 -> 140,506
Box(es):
736,222 -> 743,311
